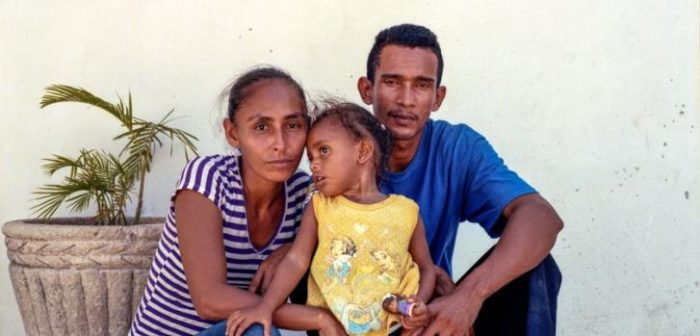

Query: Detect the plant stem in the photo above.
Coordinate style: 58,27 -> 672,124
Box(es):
133,168 -> 146,225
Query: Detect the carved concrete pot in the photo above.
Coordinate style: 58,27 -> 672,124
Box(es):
2,218 -> 163,336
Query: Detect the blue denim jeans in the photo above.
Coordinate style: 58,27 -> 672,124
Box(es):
458,249 -> 561,336
195,322 -> 282,336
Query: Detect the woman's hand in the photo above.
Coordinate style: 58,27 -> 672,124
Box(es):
249,243 -> 292,294
317,311 -> 347,336
226,303 -> 275,336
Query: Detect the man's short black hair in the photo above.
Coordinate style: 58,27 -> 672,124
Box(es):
366,23 -> 444,86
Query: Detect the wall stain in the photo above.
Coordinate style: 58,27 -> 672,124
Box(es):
684,191 -> 689,200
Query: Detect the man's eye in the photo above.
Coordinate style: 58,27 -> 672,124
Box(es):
417,81 -> 432,89
254,123 -> 268,131
384,78 -> 398,86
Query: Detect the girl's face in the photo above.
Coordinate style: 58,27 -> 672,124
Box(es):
224,79 -> 307,184
307,119 -> 361,197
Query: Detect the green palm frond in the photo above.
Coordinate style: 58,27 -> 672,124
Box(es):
40,85 -> 133,129
34,84 -> 198,225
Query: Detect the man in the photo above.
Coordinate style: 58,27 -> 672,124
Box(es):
357,24 -> 563,336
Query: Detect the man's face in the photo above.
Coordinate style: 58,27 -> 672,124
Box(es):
359,45 -> 446,143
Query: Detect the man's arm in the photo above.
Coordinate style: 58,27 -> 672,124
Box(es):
423,193 -> 563,335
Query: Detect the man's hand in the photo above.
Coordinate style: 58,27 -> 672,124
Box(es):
422,291 -> 481,336
249,243 -> 292,294
433,265 -> 456,298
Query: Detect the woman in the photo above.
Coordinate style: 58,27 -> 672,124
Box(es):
130,67 -> 344,336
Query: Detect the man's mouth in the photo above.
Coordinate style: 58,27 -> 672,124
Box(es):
387,110 -> 416,123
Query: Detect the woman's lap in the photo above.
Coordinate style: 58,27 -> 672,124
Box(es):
195,321 -> 282,336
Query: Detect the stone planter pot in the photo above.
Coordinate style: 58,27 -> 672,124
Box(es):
2,218 -> 163,336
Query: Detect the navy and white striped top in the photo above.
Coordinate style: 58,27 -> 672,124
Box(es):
130,155 -> 310,336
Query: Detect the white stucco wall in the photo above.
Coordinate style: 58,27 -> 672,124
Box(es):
1,1 -> 698,335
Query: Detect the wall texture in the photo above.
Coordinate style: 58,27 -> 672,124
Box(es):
1,1 -> 698,335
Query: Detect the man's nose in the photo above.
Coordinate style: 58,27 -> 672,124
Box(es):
397,84 -> 416,107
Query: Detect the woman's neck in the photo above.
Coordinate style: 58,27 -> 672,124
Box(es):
239,158 -> 284,209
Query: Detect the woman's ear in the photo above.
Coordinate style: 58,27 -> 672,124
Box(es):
357,139 -> 375,164
223,119 -> 240,149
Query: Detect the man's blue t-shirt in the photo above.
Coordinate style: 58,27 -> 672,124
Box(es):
379,119 -> 536,275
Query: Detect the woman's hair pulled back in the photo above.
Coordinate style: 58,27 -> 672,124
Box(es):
227,66 -> 307,121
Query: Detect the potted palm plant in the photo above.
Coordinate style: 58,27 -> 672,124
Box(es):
2,85 -> 198,336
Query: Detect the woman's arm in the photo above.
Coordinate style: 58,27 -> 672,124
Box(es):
177,190 -> 261,320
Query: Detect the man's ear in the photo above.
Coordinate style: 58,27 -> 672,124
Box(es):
357,77 -> 373,105
357,140 -> 375,164
223,119 -> 240,149
432,85 -> 447,111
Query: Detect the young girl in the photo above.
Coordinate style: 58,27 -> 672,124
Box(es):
225,102 -> 436,336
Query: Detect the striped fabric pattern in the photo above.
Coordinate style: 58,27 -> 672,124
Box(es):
130,155 -> 310,336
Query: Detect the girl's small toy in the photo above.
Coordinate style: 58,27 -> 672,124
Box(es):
381,293 -> 415,317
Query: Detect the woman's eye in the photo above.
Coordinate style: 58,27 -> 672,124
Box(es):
287,121 -> 302,129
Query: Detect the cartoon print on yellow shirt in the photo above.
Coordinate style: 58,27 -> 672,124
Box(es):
326,236 -> 356,285
370,250 -> 399,285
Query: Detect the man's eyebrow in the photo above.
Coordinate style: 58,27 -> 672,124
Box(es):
415,76 -> 436,82
380,73 -> 436,82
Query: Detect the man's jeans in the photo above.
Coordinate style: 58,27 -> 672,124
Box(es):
460,248 -> 562,336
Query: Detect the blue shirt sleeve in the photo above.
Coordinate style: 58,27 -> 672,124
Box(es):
457,129 -> 536,237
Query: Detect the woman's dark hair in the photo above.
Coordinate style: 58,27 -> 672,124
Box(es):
227,66 -> 307,121
366,23 -> 444,85
311,101 -> 392,181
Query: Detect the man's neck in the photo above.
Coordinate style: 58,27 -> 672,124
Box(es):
387,135 -> 422,173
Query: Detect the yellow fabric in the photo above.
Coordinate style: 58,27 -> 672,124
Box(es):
307,193 -> 421,336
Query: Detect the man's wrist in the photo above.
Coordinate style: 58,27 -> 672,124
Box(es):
455,268 -> 493,304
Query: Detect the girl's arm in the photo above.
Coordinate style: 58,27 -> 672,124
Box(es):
410,216 -> 436,303
178,191 -> 337,334
400,216 -> 436,331
226,202 -> 328,336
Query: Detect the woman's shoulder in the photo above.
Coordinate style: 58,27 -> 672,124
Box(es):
286,170 -> 311,204
181,154 -> 239,176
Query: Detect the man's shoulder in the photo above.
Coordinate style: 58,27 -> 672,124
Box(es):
426,119 -> 485,154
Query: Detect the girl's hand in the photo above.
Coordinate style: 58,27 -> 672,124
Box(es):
226,303 -> 275,336
400,296 -> 431,330
317,311 -> 347,336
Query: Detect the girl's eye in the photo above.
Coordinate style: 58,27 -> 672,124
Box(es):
319,146 -> 329,155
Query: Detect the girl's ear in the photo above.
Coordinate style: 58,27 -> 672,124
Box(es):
223,119 -> 240,149
357,139 -> 375,164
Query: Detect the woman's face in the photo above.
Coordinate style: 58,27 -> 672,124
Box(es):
224,79 -> 307,184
